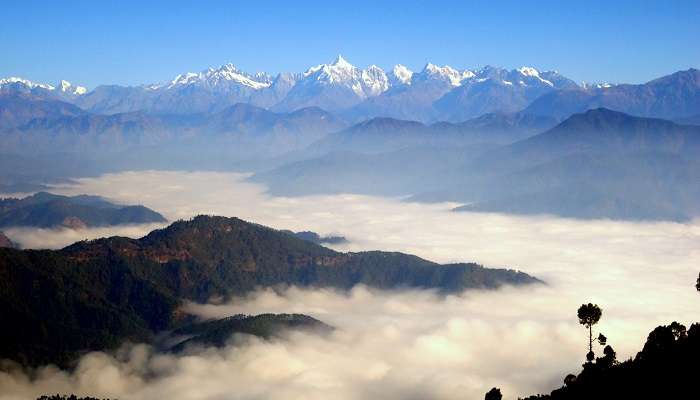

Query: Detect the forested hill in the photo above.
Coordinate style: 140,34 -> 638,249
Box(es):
520,322 -> 699,399
0,215 -> 540,366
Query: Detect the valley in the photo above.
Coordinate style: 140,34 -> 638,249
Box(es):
1,4 -> 699,398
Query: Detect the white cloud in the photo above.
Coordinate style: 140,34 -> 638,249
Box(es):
4,224 -> 165,250
1,170 -> 699,400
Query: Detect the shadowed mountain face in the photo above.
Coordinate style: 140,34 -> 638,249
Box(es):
525,68 -> 700,120
276,112 -> 554,159
491,108 -> 700,166
0,93 -> 86,129
249,112 -> 556,197
0,192 -> 167,229
0,94 -> 346,156
443,109 -> 700,221
256,108 -> 700,221
167,313 -> 334,352
0,215 -> 540,366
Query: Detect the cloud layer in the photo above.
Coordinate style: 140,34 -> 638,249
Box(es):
1,170 -> 699,400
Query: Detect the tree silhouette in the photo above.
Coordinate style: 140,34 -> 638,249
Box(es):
485,387 -> 502,400
595,344 -> 617,368
696,272 -> 700,292
577,303 -> 602,360
563,374 -> 576,386
597,333 -> 607,346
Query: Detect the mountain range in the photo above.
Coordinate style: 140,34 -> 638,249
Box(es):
0,192 -> 166,229
256,108 -> 700,221
0,57 -> 613,121
524,69 -> 700,120
442,108 -> 700,220
1,61 -> 699,221
0,98 -> 345,156
3,58 -> 697,124
0,215 -> 539,366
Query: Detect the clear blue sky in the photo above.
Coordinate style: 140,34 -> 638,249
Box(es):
1,0 -> 698,88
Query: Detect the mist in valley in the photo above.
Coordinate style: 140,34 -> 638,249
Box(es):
1,170 -> 698,400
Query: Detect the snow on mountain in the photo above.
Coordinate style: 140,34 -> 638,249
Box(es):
0,77 -> 87,99
432,66 -> 581,122
581,81 -> 615,90
344,62 -> 475,122
389,65 -> 413,86
166,63 -> 272,90
516,66 -> 553,86
1,59 -> 585,120
272,55 -> 390,111
0,77 -> 55,90
58,80 -> 88,95
300,55 -> 388,97
415,63 -> 474,86
362,65 -> 390,96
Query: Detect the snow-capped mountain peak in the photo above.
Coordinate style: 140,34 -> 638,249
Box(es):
517,66 -> 540,77
517,66 -> 553,87
170,72 -> 199,86
58,80 -> 87,95
0,77 -> 54,90
332,54 -> 353,69
0,77 -> 87,96
462,70 -> 476,79
59,80 -> 71,91
390,64 -> 413,85
362,65 -> 389,96
300,56 -> 388,97
304,55 -> 358,79
168,63 -> 272,90
420,63 -> 468,86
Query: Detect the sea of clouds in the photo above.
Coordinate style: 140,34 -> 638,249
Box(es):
1,170 -> 699,400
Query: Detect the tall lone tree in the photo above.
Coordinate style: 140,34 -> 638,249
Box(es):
577,303 -> 602,361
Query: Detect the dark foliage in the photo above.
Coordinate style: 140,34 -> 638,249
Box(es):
485,387 -> 503,400
0,215 -> 539,367
0,246 -> 178,366
520,322 -> 700,399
